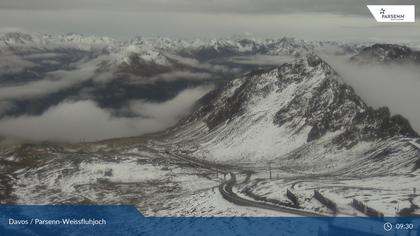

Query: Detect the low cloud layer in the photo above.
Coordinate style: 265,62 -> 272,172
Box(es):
0,54 -> 111,100
129,85 -> 214,124
322,54 -> 420,133
229,55 -> 294,65
0,52 -> 35,76
0,86 -> 213,142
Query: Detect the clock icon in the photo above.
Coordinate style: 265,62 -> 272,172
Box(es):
384,222 -> 393,232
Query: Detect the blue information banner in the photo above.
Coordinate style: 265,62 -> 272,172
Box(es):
0,205 -> 419,236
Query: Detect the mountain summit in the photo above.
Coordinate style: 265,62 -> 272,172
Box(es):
171,54 -> 419,175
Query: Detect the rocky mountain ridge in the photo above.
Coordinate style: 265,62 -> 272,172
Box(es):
170,54 -> 419,175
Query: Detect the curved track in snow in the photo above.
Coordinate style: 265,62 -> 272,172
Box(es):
219,172 -> 323,216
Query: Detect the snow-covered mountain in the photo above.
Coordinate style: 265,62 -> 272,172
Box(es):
1,33 -> 420,216
169,54 -> 419,176
350,43 -> 420,65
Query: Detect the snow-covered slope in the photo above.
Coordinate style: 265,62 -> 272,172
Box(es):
170,54 -> 419,176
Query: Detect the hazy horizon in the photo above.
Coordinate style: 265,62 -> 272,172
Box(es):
0,0 -> 419,42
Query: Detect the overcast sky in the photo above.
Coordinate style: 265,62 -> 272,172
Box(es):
0,0 -> 419,41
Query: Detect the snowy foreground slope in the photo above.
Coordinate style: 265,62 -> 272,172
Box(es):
0,137 -> 285,216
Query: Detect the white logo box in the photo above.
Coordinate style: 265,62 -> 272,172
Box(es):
367,5 -> 415,23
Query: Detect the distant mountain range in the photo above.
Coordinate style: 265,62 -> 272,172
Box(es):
0,32 -> 365,120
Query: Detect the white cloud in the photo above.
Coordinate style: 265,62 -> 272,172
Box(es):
149,71 -> 212,82
0,86 -> 213,142
229,55 -> 294,65
129,85 -> 214,123
0,52 -> 35,76
0,55 -> 111,101
166,55 -> 238,73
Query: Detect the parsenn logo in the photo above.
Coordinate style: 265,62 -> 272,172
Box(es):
367,5 -> 415,22
380,8 -> 386,15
